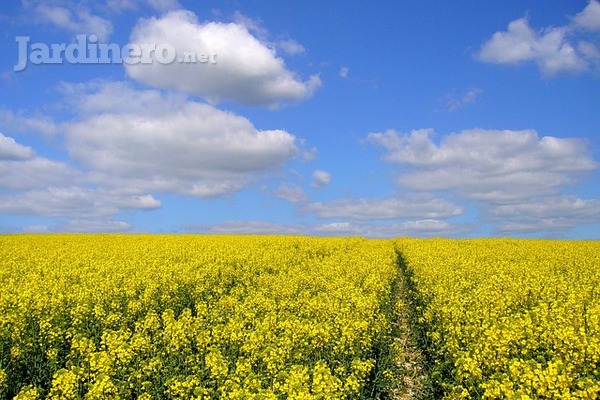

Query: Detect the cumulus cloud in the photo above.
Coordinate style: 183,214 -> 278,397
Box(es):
368,128 -> 597,203
444,88 -> 482,111
311,170 -> 332,188
105,0 -> 137,12
478,2 -> 600,76
33,3 -> 113,41
0,109 -> 59,136
63,82 -> 299,198
0,132 -> 34,160
368,128 -> 600,235
573,0 -> 600,31
277,39 -> 306,55
305,197 -> 463,220
105,0 -> 180,13
0,156 -> 82,190
312,219 -> 462,237
0,130 -> 160,224
478,18 -> 587,75
191,220 -> 306,235
274,183 -> 308,203
126,10 -> 320,107
489,195 -> 600,219
488,196 -> 600,233
0,187 -> 159,217
191,219 -> 462,238
0,80 -> 306,231
58,80 -> 187,116
25,219 -> 132,233
145,0 -> 180,13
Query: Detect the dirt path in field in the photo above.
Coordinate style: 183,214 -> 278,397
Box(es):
389,253 -> 428,399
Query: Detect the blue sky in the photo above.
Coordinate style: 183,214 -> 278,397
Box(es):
1,0 -> 599,238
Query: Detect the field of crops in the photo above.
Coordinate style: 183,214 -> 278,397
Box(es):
1,235 -> 600,399
397,239 -> 600,399
0,235 -> 400,399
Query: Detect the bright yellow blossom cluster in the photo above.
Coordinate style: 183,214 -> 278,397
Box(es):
396,238 -> 600,399
0,235 -> 398,399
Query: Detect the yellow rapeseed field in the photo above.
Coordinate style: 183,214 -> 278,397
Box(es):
396,238 -> 600,399
0,235 -> 398,399
1,235 -> 599,399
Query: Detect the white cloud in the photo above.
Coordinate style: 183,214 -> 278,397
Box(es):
489,195 -> 600,220
145,0 -> 180,13
0,187 -> 160,217
301,145 -> 318,162
0,80 -> 307,230
311,170 -> 332,188
478,2 -> 600,77
58,80 -> 187,116
573,0 -> 600,31
444,88 -> 482,111
34,3 -> 113,41
126,10 -> 320,107
105,0 -> 180,13
0,157 -> 82,189
315,222 -> 353,234
368,128 -> 600,235
192,220 -> 306,235
399,219 -> 454,233
24,219 -> 132,233
0,132 -> 160,222
478,17 -> 588,76
105,0 -> 137,12
191,219 -> 462,238
274,183 -> 308,203
306,196 -> 463,220
277,39 -> 305,55
0,132 -> 34,160
578,41 -> 600,65
479,18 -> 537,64
0,109 -> 59,136
232,11 -> 268,38
339,67 -> 350,78
63,82 -> 300,198
368,129 -> 597,203
310,219 -> 463,238
496,213 -> 600,233
487,195 -> 600,233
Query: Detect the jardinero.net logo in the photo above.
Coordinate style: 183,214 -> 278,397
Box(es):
14,34 -> 218,72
